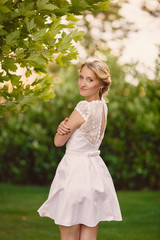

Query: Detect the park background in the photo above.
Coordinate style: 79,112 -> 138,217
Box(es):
0,0 -> 160,239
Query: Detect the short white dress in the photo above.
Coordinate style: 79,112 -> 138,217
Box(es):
37,99 -> 122,227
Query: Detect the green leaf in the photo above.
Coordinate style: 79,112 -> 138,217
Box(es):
0,73 -> 10,82
26,53 -> 46,67
69,45 -> 78,59
29,42 -> 44,52
6,30 -> 20,46
0,72 -> 6,83
25,69 -> 32,78
0,5 -> 11,13
0,84 -> 10,98
34,15 -> 46,28
34,67 -> 47,73
9,74 -> 21,86
66,13 -> 79,22
11,11 -> 21,19
70,0 -> 91,14
31,78 -> 43,86
23,39 -> 29,48
32,28 -> 46,41
94,1 -> 110,10
24,17 -> 36,32
41,91 -> 55,102
0,0 -> 8,5
50,19 -> 62,35
62,23 -> 75,29
61,54 -> 72,66
2,57 -> 17,72
37,0 -> 58,11
58,29 -> 83,51
41,49 -> 54,60
2,45 -> 11,54
0,29 -> 7,35
56,54 -> 63,66
71,28 -> 84,42
19,1 -> 36,17
15,48 -> 26,58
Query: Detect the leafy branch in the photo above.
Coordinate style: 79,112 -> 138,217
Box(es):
0,0 -> 110,117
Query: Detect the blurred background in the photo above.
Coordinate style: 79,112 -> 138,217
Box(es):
0,1 -> 160,240
0,0 -> 159,190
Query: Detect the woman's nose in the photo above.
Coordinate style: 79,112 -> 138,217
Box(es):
81,79 -> 86,86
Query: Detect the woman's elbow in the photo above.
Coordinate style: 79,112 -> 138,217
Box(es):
54,137 -> 64,147
54,139 -> 61,147
54,142 -> 63,147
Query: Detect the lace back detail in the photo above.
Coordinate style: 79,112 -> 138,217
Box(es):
75,100 -> 108,145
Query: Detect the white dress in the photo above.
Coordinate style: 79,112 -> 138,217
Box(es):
37,99 -> 122,227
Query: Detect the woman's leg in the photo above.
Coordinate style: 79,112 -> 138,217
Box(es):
79,223 -> 99,240
59,224 -> 81,240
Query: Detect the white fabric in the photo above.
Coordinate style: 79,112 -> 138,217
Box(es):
37,99 -> 122,227
75,100 -> 108,145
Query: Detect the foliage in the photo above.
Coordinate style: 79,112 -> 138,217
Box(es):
0,52 -> 160,189
102,58 -> 160,190
0,64 -> 80,185
0,0 -> 110,116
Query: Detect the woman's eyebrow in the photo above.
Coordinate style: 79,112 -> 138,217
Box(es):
80,73 -> 94,78
86,76 -> 93,78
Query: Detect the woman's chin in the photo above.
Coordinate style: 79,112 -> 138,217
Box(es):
79,92 -> 87,97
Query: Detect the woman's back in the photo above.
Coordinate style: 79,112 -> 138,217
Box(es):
66,99 -> 108,153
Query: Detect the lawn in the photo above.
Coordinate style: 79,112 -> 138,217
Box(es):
0,184 -> 159,240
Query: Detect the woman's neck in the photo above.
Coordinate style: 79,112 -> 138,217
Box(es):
85,95 -> 101,102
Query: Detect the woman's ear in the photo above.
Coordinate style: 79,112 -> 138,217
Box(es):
100,83 -> 105,89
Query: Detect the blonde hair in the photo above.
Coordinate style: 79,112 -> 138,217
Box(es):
78,60 -> 111,101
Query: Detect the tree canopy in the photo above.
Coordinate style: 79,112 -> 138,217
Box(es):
0,0 -> 110,116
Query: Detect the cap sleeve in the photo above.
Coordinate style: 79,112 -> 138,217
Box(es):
75,101 -> 89,121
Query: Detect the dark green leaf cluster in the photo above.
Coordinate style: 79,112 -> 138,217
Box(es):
0,0 -> 110,116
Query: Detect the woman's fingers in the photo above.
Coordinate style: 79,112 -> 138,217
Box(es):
57,119 -> 70,135
60,120 -> 70,130
64,118 -> 69,122
57,128 -> 70,135
57,129 -> 68,135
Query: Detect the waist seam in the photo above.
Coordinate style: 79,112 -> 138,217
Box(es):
65,150 -> 100,157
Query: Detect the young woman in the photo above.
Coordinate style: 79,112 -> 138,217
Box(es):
38,60 -> 122,240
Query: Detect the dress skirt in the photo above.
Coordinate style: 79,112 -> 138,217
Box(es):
37,150 -> 122,227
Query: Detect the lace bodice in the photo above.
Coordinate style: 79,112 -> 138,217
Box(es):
75,99 -> 108,145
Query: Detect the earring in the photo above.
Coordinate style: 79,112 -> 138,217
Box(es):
99,88 -> 102,99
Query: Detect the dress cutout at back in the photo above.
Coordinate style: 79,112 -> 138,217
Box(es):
75,99 -> 108,145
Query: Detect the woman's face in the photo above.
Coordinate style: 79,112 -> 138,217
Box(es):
78,66 -> 104,101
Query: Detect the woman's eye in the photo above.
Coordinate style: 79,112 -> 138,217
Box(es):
88,78 -> 93,82
79,75 -> 83,79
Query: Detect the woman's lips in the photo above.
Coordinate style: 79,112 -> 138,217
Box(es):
80,88 -> 87,91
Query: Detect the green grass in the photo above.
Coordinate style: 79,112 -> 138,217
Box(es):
0,184 -> 159,240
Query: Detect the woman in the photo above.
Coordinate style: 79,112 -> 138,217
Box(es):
37,60 -> 122,240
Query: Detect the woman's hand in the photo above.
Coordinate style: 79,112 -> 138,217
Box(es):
54,109 -> 85,147
57,118 -> 70,135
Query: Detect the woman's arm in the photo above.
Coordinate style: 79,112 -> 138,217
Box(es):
54,109 -> 85,147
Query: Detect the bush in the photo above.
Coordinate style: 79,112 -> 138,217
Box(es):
0,55 -> 160,189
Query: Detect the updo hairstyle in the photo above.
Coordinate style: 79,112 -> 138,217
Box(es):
78,60 -> 111,100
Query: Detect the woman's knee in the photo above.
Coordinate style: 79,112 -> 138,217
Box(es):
59,224 -> 81,240
79,223 -> 99,240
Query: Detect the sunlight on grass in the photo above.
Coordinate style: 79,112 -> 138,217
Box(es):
0,184 -> 159,240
